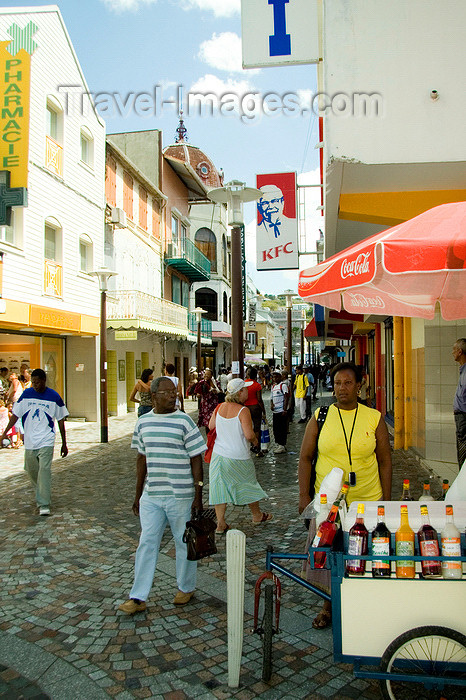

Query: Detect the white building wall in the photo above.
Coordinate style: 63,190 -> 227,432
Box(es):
323,0 -> 466,164
0,7 -> 105,313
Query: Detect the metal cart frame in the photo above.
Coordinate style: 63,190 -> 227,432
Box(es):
254,530 -> 466,698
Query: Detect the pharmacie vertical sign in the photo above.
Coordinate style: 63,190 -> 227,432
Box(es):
0,22 -> 37,189
241,0 -> 320,69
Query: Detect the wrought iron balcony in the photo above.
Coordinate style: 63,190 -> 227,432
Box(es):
188,312 -> 212,341
165,238 -> 211,282
107,290 -> 189,336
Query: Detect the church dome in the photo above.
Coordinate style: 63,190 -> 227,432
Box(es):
163,115 -> 224,189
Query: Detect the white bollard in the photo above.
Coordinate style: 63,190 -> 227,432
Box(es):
226,528 -> 246,688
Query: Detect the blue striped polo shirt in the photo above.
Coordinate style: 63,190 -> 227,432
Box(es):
131,409 -> 206,498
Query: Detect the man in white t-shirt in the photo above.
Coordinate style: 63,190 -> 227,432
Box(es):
270,371 -> 289,454
164,363 -> 184,411
118,376 -> 206,615
1,368 -> 68,516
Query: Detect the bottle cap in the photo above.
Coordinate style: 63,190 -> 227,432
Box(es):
445,504 -> 454,516
403,479 -> 409,486
320,493 -> 327,504
420,504 -> 428,515
377,505 -> 385,516
357,503 -> 364,514
400,504 -> 408,513
423,481 -> 429,487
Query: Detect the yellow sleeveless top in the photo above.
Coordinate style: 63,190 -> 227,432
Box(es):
314,403 -> 383,506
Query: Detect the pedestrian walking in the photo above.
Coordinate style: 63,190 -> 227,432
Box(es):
0,368 -> 68,516
208,378 -> 272,534
452,338 -> 466,468
195,368 -> 219,434
270,371 -> 289,454
244,366 -> 267,457
164,362 -> 184,411
293,365 -> 309,423
118,376 -> 206,615
129,368 -> 154,417
305,366 -> 314,419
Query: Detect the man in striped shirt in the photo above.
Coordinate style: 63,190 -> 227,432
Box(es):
118,377 -> 206,615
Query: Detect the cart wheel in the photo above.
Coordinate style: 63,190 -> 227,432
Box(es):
379,625 -> 466,700
261,582 -> 274,682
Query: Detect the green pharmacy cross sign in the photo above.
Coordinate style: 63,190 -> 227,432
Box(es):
0,170 -> 27,226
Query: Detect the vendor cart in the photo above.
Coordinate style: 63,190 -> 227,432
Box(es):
253,501 -> 466,699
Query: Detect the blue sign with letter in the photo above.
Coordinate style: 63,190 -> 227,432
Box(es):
268,0 -> 291,57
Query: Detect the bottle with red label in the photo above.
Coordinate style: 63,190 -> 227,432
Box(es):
441,505 -> 462,580
371,504 -> 391,578
417,504 -> 441,578
346,503 -> 368,575
312,500 -> 340,568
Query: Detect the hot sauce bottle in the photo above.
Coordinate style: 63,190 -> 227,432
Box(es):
346,503 -> 368,576
371,505 -> 391,578
417,504 -> 441,578
395,505 -> 415,579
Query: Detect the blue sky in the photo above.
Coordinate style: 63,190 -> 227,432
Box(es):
4,0 -> 322,293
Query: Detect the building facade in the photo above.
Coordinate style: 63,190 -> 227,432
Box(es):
0,6 -> 105,420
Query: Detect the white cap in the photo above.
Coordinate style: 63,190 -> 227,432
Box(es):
227,378 -> 246,394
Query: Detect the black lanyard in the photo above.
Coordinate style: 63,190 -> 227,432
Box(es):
337,406 -> 358,467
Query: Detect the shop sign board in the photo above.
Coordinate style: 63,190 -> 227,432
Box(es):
115,330 -> 138,341
256,171 -> 299,271
242,0 -> 319,69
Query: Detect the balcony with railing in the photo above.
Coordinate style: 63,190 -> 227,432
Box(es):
165,237 -> 211,282
107,290 -> 189,336
188,312 -> 212,342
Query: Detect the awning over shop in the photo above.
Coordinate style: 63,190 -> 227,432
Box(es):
298,202 -> 466,320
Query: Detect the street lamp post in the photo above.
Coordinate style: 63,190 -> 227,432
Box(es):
90,267 -> 117,443
207,181 -> 261,379
193,306 -> 207,373
283,289 -> 294,373
260,336 -> 266,361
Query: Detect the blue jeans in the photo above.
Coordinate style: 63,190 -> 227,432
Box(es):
24,446 -> 54,507
129,491 -> 197,601
138,405 -> 153,417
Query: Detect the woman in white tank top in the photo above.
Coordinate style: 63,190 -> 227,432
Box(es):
208,378 -> 273,534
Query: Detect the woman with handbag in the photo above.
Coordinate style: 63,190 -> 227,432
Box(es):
208,378 -> 273,534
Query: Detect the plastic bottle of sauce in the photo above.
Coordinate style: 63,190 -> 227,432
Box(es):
417,504 -> 441,578
441,505 -> 462,580
395,505 -> 415,579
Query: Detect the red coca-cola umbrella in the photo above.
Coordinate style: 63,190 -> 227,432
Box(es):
298,202 -> 466,320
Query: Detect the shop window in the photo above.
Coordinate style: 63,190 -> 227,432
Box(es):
45,97 -> 64,176
195,227 -> 217,272
0,209 -> 23,248
123,170 -> 133,219
139,187 -> 148,230
80,126 -> 94,167
246,331 -> 257,348
105,156 -> 117,207
195,287 -> 217,321
44,219 -> 63,297
79,234 -> 93,273
222,234 -> 227,277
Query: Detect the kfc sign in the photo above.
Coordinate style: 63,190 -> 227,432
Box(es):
256,172 -> 299,271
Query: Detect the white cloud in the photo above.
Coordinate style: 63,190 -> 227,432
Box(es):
198,32 -> 244,73
180,0 -> 241,18
189,73 -> 254,99
297,89 -> 314,111
198,33 -> 260,75
100,0 -> 157,11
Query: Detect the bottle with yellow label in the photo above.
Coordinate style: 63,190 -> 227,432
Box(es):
441,505 -> 462,580
395,505 -> 415,579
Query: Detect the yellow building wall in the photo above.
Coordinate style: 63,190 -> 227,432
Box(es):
126,351 -> 135,412
107,350 -> 117,415
410,319 -> 425,455
141,352 -> 150,374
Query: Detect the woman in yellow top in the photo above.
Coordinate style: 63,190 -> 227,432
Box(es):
298,362 -> 392,629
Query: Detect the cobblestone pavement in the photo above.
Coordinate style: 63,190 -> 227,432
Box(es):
0,392 -> 442,700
